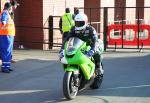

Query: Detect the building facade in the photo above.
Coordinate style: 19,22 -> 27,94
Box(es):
0,0 -> 149,49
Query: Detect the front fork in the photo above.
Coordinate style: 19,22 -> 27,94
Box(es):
64,65 -> 80,87
73,70 -> 80,87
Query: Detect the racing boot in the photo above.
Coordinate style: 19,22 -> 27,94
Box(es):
96,62 -> 104,76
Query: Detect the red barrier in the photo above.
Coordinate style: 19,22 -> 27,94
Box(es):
108,24 -> 150,46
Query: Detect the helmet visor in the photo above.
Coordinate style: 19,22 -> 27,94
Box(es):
75,21 -> 85,27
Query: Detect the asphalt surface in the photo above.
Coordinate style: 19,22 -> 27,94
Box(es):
0,49 -> 150,103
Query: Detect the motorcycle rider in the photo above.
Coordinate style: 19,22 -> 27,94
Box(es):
59,12 -> 104,76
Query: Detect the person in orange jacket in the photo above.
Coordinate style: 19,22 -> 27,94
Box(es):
0,0 -> 19,64
0,2 -> 16,73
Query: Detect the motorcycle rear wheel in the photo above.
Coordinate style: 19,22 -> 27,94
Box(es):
63,71 -> 78,100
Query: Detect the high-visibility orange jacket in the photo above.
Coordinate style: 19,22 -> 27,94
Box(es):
0,10 -> 15,36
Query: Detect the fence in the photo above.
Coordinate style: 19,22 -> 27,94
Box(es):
14,16 -> 62,50
78,7 -> 150,51
14,7 -> 150,51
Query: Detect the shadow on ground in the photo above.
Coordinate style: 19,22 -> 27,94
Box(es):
0,53 -> 149,103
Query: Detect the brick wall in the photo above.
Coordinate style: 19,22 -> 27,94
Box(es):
15,0 -> 43,49
136,0 -> 144,19
84,0 -> 101,33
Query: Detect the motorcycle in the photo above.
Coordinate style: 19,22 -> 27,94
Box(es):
60,37 -> 104,100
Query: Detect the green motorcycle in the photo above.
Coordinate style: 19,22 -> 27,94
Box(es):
60,37 -> 104,100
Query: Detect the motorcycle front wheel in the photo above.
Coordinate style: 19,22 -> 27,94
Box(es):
63,71 -> 78,100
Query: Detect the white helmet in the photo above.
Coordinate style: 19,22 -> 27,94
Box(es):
74,12 -> 88,30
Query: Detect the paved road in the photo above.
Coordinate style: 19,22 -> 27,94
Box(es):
0,50 -> 150,103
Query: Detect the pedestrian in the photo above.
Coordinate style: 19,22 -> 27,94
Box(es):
9,0 -> 19,63
74,7 -> 79,18
59,8 -> 74,42
10,0 -> 19,19
0,0 -> 19,64
0,2 -> 16,73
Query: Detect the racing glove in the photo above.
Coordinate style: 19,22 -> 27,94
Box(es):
86,49 -> 94,57
59,49 -> 64,59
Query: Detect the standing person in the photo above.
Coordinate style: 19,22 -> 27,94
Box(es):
0,0 -> 19,63
59,12 -> 104,76
59,8 -> 74,42
74,7 -> 79,18
9,0 -> 19,63
0,2 -> 16,73
10,0 -> 19,19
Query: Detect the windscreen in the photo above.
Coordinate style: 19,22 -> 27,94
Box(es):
66,37 -> 84,53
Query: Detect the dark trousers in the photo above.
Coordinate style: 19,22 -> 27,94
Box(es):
62,32 -> 70,42
93,52 -> 101,68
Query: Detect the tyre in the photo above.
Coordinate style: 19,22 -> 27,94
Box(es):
90,62 -> 104,89
63,71 -> 78,100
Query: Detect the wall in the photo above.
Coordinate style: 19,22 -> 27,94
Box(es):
15,0 -> 43,49
126,0 -> 136,24
144,0 -> 150,24
84,0 -> 101,33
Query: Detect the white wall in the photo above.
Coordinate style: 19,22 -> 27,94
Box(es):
126,0 -> 136,24
101,0 -> 115,24
101,0 -> 114,7
144,0 -> 150,24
